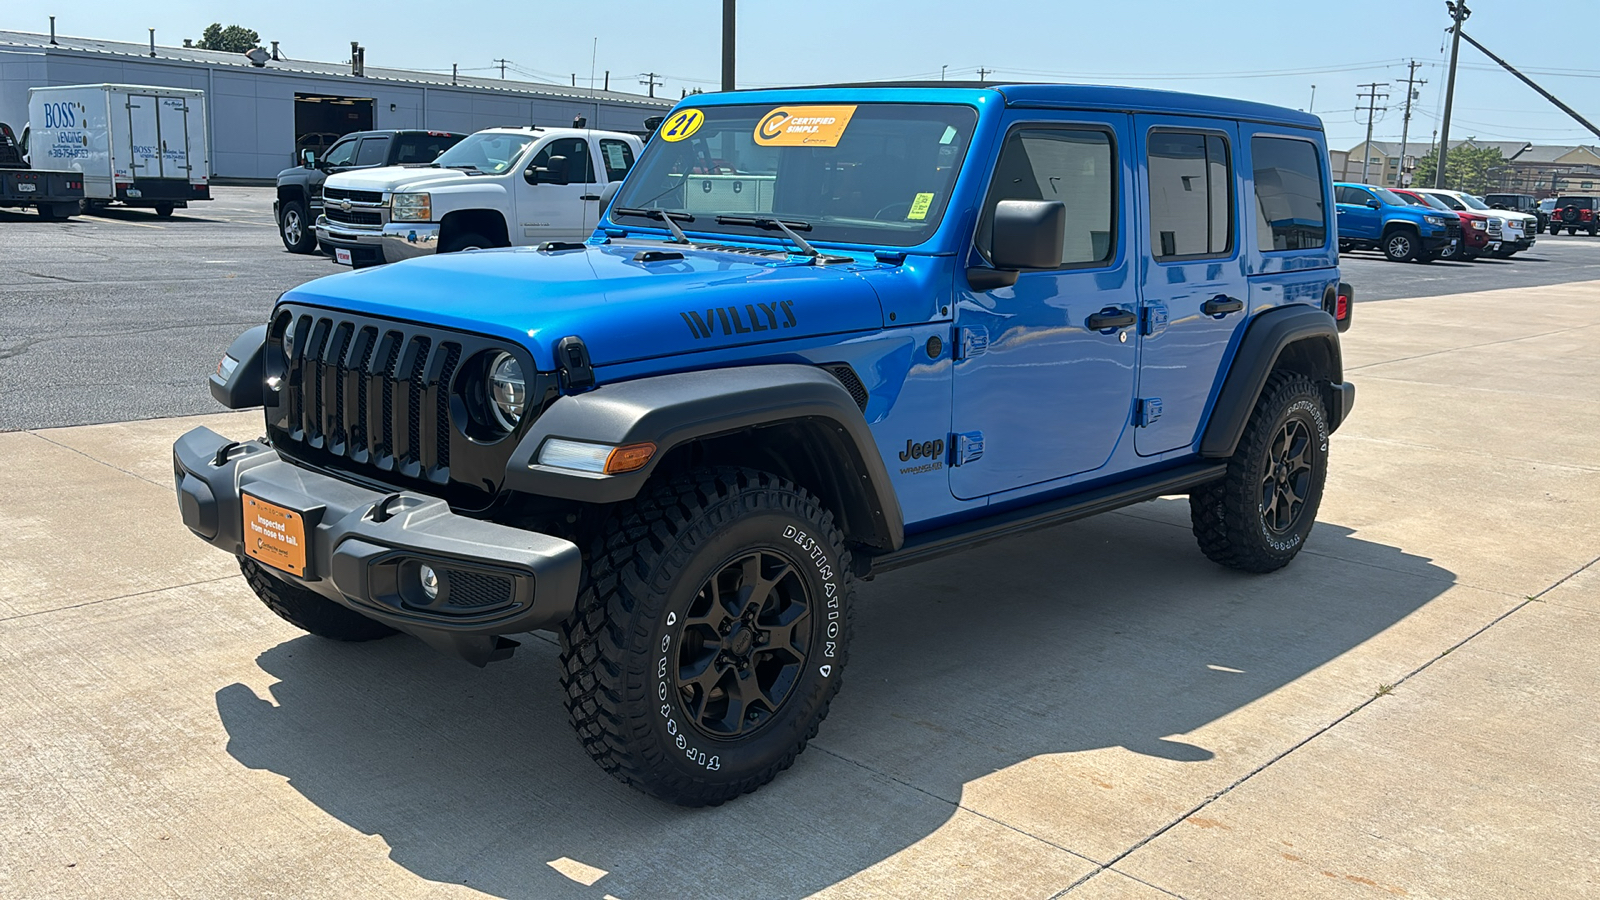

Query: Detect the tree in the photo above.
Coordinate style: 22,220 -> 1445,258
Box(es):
1410,141 -> 1504,195
195,23 -> 260,53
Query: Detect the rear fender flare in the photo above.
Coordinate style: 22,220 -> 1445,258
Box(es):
1200,305 -> 1346,458
502,364 -> 905,551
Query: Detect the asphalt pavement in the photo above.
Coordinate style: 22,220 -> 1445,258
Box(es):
3,187 -> 1599,431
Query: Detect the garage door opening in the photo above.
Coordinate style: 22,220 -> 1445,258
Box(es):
293,93 -> 374,164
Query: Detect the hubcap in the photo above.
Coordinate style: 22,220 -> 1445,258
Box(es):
1260,418 -> 1314,535
674,549 -> 812,739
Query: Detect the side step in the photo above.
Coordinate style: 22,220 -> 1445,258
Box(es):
866,462 -> 1226,576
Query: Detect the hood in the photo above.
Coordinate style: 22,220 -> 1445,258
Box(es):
324,165 -> 475,193
281,242 -> 888,371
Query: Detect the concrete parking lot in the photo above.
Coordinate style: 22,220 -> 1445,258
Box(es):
0,191 -> 1597,898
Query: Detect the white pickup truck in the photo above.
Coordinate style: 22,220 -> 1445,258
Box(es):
315,126 -> 642,266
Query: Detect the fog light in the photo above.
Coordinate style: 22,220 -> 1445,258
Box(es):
419,564 -> 439,600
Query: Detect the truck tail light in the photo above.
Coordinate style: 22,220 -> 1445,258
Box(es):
1335,282 -> 1353,332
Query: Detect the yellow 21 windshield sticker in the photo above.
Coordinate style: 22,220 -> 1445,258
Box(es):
754,106 -> 858,147
659,109 -> 705,142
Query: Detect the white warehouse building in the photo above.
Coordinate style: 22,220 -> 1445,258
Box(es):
0,29 -> 673,181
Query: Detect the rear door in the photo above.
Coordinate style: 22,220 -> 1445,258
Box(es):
353,135 -> 392,169
156,95 -> 191,179
1133,116 -> 1250,456
127,95 -> 161,179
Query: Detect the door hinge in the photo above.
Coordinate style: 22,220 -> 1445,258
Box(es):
1141,302 -> 1169,337
951,431 -> 985,466
954,325 -> 989,360
1136,398 -> 1163,427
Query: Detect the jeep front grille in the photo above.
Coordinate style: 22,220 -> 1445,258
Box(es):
265,305 -> 555,508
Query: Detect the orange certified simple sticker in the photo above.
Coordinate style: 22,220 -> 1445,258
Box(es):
242,494 -> 308,577
753,105 -> 857,147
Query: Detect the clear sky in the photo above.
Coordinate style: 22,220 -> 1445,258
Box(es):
11,1 -> 1600,151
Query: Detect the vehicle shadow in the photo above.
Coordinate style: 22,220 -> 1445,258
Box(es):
215,499 -> 1454,899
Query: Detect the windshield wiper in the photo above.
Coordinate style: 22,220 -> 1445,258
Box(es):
715,216 -> 819,257
443,164 -> 479,171
613,207 -> 694,244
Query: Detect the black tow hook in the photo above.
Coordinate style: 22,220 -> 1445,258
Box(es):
369,493 -> 404,523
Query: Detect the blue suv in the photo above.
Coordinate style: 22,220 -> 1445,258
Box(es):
178,83 -> 1355,805
1334,182 -> 1459,262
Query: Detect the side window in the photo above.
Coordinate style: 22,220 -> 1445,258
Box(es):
355,137 -> 391,167
598,139 -> 636,182
322,139 -> 358,168
529,137 -> 596,184
1338,186 -> 1372,205
1147,131 -> 1233,259
1251,137 -> 1327,252
978,127 -> 1116,267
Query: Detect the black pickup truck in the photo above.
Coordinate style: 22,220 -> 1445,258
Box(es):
274,129 -> 464,253
0,122 -> 84,220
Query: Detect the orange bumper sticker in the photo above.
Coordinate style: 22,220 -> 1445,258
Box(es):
754,106 -> 857,147
242,494 -> 308,577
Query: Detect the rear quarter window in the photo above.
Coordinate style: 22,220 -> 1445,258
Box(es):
1252,137 -> 1327,252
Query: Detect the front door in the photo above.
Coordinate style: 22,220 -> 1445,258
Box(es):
1334,184 -> 1381,241
949,112 -> 1138,500
1133,117 -> 1250,456
517,136 -> 599,244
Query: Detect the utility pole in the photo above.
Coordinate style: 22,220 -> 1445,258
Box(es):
1436,0 -> 1471,188
721,0 -> 736,92
493,58 -> 509,79
1397,61 -> 1426,187
1356,82 -> 1390,183
976,67 -> 991,83
640,72 -> 662,98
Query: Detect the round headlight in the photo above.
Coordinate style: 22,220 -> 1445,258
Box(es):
488,352 -> 526,430
281,316 -> 298,360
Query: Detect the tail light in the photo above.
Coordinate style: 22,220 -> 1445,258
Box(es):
1335,282 -> 1353,332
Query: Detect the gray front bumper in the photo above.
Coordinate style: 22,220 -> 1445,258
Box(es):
173,426 -> 582,665
315,218 -> 440,262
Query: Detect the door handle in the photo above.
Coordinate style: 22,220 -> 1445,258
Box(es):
1087,308 -> 1137,332
1202,295 -> 1244,317
579,194 -> 601,201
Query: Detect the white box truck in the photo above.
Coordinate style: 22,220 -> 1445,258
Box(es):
27,83 -> 211,216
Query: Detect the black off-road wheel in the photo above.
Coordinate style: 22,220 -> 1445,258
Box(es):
1189,371 -> 1330,573
560,467 -> 854,807
278,199 -> 317,253
239,556 -> 399,641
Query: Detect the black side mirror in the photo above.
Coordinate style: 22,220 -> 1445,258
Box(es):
598,181 -> 621,212
969,199 -> 1066,291
527,154 -> 569,186
1366,199 -> 1381,209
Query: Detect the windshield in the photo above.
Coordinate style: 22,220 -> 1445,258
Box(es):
1458,194 -> 1490,210
1371,187 -> 1408,206
432,132 -> 537,174
612,103 -> 979,247
1411,192 -> 1454,211
1394,193 -> 1429,207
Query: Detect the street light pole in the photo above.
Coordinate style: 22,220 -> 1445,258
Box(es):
1436,1 -> 1471,188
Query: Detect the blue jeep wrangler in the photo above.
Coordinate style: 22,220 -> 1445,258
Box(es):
177,83 -> 1355,806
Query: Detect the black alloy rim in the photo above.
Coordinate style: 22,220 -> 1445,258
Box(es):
675,549 -> 813,740
1260,418 -> 1315,535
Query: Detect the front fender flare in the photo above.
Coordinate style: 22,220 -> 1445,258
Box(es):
502,364 -> 905,551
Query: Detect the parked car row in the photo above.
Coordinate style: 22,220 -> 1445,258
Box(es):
1335,182 -> 1538,263
276,122 -> 643,266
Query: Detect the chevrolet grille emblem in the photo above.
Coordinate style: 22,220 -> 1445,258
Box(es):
339,199 -> 352,212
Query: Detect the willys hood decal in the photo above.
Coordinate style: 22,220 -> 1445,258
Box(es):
282,243 -> 887,371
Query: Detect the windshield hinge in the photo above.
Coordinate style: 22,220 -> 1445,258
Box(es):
556,335 -> 595,392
